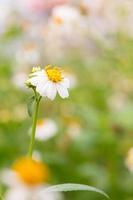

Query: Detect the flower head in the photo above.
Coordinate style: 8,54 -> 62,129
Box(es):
35,118 -> 58,141
12,157 -> 49,185
27,65 -> 70,100
52,5 -> 81,26
1,158 -> 62,200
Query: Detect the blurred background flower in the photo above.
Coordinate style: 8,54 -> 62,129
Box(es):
34,118 -> 58,141
1,157 -> 63,200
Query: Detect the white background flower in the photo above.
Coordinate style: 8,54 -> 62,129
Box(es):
34,118 -> 58,141
1,169 -> 63,200
51,5 -> 81,25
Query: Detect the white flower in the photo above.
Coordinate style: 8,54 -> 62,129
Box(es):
5,186 -> 62,200
45,5 -> 88,61
34,118 -> 58,141
50,5 -> 86,37
52,5 -> 81,25
27,65 -> 70,100
2,170 -> 63,200
1,159 -> 63,200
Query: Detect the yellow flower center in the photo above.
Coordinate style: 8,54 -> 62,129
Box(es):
45,65 -> 62,83
37,119 -> 45,126
12,157 -> 49,186
53,16 -> 64,25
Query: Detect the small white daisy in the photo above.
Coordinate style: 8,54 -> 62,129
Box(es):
35,118 -> 58,141
27,65 -> 70,100
1,158 -> 63,200
52,5 -> 81,25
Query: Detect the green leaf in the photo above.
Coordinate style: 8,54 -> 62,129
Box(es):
43,183 -> 109,198
27,96 -> 36,117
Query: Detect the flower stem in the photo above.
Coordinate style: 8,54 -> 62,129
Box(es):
28,96 -> 41,158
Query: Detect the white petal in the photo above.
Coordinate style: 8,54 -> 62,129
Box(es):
5,187 -> 29,200
57,84 -> 69,99
35,119 -> 58,141
36,186 -> 63,200
29,76 -> 40,86
1,170 -> 21,187
32,70 -> 45,77
36,80 -> 49,96
29,70 -> 47,87
61,78 -> 70,88
45,81 -> 57,100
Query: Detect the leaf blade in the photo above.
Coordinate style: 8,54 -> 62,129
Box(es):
43,183 -> 109,198
27,96 -> 35,117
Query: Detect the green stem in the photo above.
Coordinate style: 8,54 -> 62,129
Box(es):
28,96 -> 41,158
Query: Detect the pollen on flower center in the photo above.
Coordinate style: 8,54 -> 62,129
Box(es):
45,66 -> 62,82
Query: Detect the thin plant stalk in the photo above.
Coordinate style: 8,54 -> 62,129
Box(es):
28,96 -> 41,157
